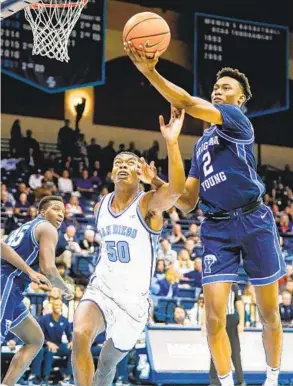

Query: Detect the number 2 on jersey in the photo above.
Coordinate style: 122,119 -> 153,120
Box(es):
203,151 -> 214,177
106,241 -> 130,263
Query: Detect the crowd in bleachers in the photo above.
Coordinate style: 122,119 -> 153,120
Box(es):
1,119 -> 293,385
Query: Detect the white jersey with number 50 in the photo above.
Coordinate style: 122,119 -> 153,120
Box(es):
91,192 -> 160,319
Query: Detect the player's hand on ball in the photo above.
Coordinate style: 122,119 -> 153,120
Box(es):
62,286 -> 74,301
27,269 -> 52,288
159,105 -> 185,144
137,158 -> 157,184
124,41 -> 159,74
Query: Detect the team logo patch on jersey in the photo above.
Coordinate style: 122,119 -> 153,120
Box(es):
203,254 -> 217,274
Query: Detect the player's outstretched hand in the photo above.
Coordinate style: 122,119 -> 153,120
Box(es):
62,286 -> 74,301
137,157 -> 157,185
124,41 -> 159,74
159,105 -> 185,144
27,269 -> 52,288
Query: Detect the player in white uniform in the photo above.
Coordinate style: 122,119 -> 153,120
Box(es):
72,107 -> 186,386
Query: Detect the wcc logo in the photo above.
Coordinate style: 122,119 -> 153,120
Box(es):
204,255 -> 217,274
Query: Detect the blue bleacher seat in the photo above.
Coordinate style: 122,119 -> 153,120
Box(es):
177,287 -> 195,298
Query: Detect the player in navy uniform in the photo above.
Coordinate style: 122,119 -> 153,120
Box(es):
126,44 -> 285,386
1,242 -> 51,288
1,196 -> 74,386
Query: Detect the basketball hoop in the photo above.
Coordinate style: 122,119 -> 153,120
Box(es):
24,0 -> 88,62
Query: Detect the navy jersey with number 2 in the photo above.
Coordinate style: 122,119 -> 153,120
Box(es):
189,104 -> 286,286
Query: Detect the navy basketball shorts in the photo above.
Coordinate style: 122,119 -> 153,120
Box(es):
0,275 -> 29,343
200,204 -> 286,286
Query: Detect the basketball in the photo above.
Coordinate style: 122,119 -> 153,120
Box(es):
123,12 -> 171,57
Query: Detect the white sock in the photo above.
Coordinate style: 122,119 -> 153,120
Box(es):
219,371 -> 234,386
264,366 -> 280,386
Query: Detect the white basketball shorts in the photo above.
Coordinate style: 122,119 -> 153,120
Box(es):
81,284 -> 149,352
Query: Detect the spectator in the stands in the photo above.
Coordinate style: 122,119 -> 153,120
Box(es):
157,239 -> 177,267
56,261 -> 75,285
184,239 -> 196,260
284,277 -> 293,296
280,264 -> 293,288
64,157 -> 74,177
101,140 -> 116,176
185,223 -> 199,240
28,169 -> 44,190
154,259 -> 166,281
89,170 -> 103,191
173,305 -> 190,326
168,206 -> 180,223
242,282 -> 259,327
1,191 -> 13,213
117,143 -> 126,153
188,293 -> 205,326
168,223 -> 186,245
58,170 -> 74,194
127,141 -> 141,157
90,160 -> 101,175
279,290 -> 293,326
157,268 -> 180,298
98,187 -> 109,203
23,129 -> 40,155
58,119 -> 77,159
181,258 -> 202,297
66,195 -> 83,216
1,184 -> 16,207
147,140 -> 159,163
3,208 -> 21,234
264,193 -> 272,207
24,206 -> 38,222
9,119 -> 23,157
272,181 -> 287,209
103,171 -> 115,192
14,193 -> 30,215
56,225 -> 81,268
174,249 -> 193,275
194,208 -> 204,222
34,181 -> 55,202
43,170 -> 58,188
75,169 -> 94,198
279,214 -> 292,234
14,183 -> 34,203
87,138 -> 101,166
283,164 -> 293,189
30,298 -> 73,385
79,229 -> 98,254
59,207 -> 80,233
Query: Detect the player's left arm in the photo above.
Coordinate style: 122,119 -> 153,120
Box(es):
1,241 -> 51,287
234,284 -> 245,333
140,106 -> 186,219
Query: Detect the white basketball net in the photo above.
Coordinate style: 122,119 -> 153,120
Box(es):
24,0 -> 87,62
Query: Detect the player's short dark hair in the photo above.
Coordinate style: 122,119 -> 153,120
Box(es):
38,195 -> 64,212
114,151 -> 139,161
216,67 -> 252,101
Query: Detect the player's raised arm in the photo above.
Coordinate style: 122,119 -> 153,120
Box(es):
124,42 -> 222,124
141,106 -> 186,213
138,160 -> 200,214
1,241 -> 51,287
35,222 -> 74,300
